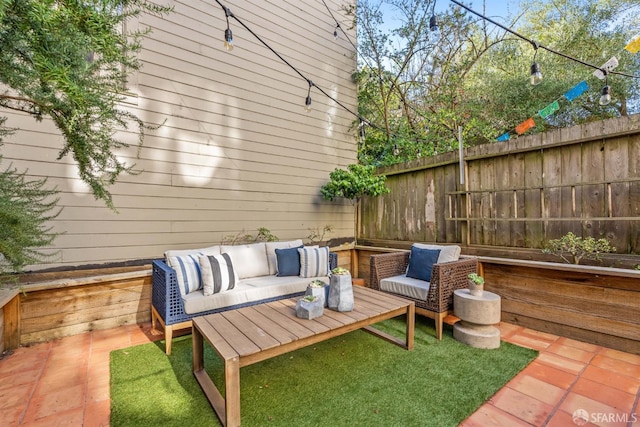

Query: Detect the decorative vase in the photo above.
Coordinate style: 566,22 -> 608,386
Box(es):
295,296 -> 324,319
328,272 -> 354,312
468,280 -> 484,297
305,281 -> 328,307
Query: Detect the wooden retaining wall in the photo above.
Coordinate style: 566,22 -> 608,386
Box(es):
17,270 -> 152,346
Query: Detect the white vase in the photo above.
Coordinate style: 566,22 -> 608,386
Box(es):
468,281 -> 484,297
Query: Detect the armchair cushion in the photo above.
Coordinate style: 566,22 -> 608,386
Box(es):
406,247 -> 440,282
380,274 -> 431,301
412,243 -> 460,263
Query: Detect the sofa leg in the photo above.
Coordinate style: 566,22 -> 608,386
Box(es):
165,325 -> 173,355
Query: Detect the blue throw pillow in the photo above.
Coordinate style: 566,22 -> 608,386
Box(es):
406,247 -> 441,282
275,246 -> 303,276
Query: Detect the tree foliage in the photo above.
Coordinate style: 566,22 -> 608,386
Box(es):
0,156 -> 60,275
351,0 -> 640,166
0,0 -> 171,208
321,164 -> 390,204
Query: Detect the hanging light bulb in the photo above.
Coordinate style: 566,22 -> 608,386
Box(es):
599,72 -> 611,106
530,62 -> 543,85
359,121 -> 366,141
429,15 -> 440,44
223,6 -> 233,52
530,42 -> 542,85
393,144 -> 400,156
599,84 -> 611,106
417,149 -> 422,158
304,80 -> 313,112
334,24 -> 340,40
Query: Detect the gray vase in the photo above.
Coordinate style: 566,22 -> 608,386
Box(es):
328,273 -> 354,312
305,283 -> 328,307
295,297 -> 324,319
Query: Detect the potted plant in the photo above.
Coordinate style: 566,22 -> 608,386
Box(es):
295,295 -> 324,320
306,279 -> 328,307
467,273 -> 485,296
328,267 -> 354,311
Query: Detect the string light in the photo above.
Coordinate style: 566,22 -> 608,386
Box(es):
599,72 -> 611,106
393,144 -> 400,156
448,0 -> 640,80
530,41 -> 543,85
223,6 -> 233,52
429,1 -> 440,44
305,80 -> 313,112
333,23 -> 340,40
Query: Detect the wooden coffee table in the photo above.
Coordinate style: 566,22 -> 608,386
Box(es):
192,285 -> 415,427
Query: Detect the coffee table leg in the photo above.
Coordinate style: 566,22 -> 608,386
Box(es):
192,325 -> 204,371
225,356 -> 241,427
406,303 -> 415,351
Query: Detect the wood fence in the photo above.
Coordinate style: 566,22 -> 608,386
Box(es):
360,115 -> 640,256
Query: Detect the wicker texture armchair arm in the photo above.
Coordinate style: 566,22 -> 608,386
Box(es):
369,251 -> 410,290
426,257 -> 478,313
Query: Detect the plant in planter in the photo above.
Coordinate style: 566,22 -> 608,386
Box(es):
306,279 -> 328,307
295,295 -> 324,320
542,232 -> 616,265
328,267 -> 354,312
321,164 -> 390,244
467,273 -> 485,296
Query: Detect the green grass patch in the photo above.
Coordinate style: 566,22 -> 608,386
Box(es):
111,317 -> 537,426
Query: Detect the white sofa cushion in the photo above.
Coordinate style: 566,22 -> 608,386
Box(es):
182,274 -> 330,314
380,274 -> 431,301
199,254 -> 238,296
412,243 -> 461,264
265,240 -> 304,275
221,242 -> 269,279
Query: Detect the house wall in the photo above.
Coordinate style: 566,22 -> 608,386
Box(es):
1,0 -> 357,271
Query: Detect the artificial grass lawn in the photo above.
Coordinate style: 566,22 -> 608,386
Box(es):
110,316 -> 537,426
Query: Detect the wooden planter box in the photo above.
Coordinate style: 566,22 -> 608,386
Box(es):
478,257 -> 640,355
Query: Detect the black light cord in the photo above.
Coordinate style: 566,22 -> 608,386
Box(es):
448,0 -> 640,79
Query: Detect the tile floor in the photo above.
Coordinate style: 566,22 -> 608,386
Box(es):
0,322 -> 638,426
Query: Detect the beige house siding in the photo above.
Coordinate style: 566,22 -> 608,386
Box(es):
2,0 -> 357,271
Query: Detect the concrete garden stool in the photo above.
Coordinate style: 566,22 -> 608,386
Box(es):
453,289 -> 501,349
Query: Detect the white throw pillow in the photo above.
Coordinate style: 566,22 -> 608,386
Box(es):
266,240 -> 304,275
199,254 -> 238,296
298,246 -> 330,278
412,243 -> 461,264
221,242 -> 269,279
167,254 -> 203,296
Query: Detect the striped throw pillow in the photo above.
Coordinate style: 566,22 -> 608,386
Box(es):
167,254 -> 203,296
298,246 -> 330,278
199,253 -> 238,296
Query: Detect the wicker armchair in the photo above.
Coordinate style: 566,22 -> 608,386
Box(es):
370,251 -> 478,339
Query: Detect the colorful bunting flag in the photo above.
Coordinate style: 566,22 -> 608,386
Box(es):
624,35 -> 640,54
593,57 -> 619,80
496,133 -> 510,142
515,118 -> 535,135
539,101 -> 560,119
564,81 -> 589,102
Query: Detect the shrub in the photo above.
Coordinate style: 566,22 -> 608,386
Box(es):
542,232 -> 616,265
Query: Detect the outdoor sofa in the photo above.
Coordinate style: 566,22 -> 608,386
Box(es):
369,244 -> 478,340
151,239 -> 337,354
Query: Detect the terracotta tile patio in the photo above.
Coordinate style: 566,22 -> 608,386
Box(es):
0,322 -> 638,426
